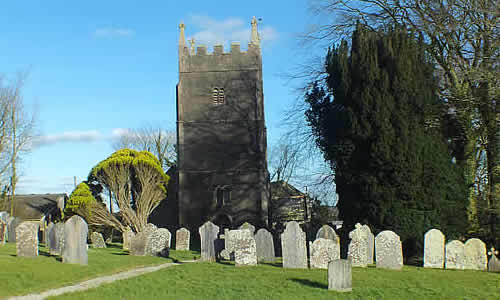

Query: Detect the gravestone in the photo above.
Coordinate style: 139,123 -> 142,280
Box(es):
487,248 -> 500,273
130,231 -> 150,256
175,227 -> 190,251
316,224 -> 338,242
328,259 -> 352,292
221,228 -> 234,260
150,228 -> 170,257
49,223 -> 65,256
16,222 -> 39,257
0,219 -> 6,244
45,223 -> 54,250
62,215 -> 88,265
375,230 -> 403,270
281,221 -> 307,269
238,222 -> 256,234
361,225 -> 374,264
463,238 -> 487,270
231,229 -> 257,266
445,240 -> 465,270
199,221 -> 219,262
255,228 -> 275,262
91,232 -> 106,248
347,223 -> 369,267
310,238 -> 340,269
122,228 -> 135,250
423,229 -> 445,268
7,216 -> 21,242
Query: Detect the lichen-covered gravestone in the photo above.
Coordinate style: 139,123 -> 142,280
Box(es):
445,240 -> 465,270
122,228 -> 135,250
487,248 -> 500,273
255,228 -> 275,262
175,227 -> 190,251
281,221 -> 307,269
91,232 -> 106,248
375,230 -> 403,270
463,238 -> 487,270
62,215 -> 88,265
231,229 -> 257,266
423,228 -> 445,268
7,216 -> 21,242
238,222 -> 256,234
0,219 -> 6,244
49,223 -> 65,256
16,222 -> 39,257
199,221 -> 219,262
310,238 -> 340,269
347,223 -> 369,267
150,228 -> 171,257
328,259 -> 352,292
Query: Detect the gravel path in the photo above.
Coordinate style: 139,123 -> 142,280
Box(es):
8,260 -> 195,300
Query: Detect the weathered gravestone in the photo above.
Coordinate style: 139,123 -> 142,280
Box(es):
375,230 -> 403,270
199,221 -> 219,262
49,223 -> 65,256
238,222 -> 256,234
445,240 -> 465,270
45,223 -> 54,249
423,229 -> 445,268
16,222 -> 39,257
122,227 -> 135,250
91,232 -> 106,248
175,227 -> 190,251
361,225 -> 374,264
0,219 -> 6,244
316,224 -> 338,242
7,216 -> 21,242
150,228 -> 171,257
230,229 -> 257,266
310,238 -> 340,269
463,238 -> 487,270
281,221 -> 307,269
255,228 -> 275,262
487,248 -> 500,273
328,259 -> 352,292
130,224 -> 157,256
220,228 -> 234,260
347,223 -> 369,267
62,216 -> 88,265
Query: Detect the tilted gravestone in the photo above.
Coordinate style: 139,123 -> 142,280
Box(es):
316,224 -> 338,242
487,248 -> 500,273
16,222 -> 39,257
7,216 -> 21,242
49,223 -> 65,256
231,229 -> 257,266
150,228 -> 171,257
255,228 -> 275,262
199,221 -> 219,262
0,219 -> 6,244
423,229 -> 445,269
175,227 -> 190,251
45,223 -> 54,250
310,238 -> 340,269
445,240 -> 465,270
328,259 -> 352,292
91,232 -> 106,248
122,228 -> 135,250
238,222 -> 256,234
375,230 -> 403,270
347,223 -> 369,267
281,221 -> 307,269
463,238 -> 487,270
62,215 -> 88,265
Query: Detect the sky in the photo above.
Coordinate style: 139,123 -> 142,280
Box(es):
0,0 -> 330,196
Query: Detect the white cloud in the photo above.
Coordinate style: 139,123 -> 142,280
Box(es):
95,27 -> 135,38
111,128 -> 130,138
33,130 -> 102,147
186,15 -> 278,48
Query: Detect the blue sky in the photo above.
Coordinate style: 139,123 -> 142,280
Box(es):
0,0 -> 329,195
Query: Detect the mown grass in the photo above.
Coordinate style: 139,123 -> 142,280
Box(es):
0,242 -> 199,299
49,260 -> 500,300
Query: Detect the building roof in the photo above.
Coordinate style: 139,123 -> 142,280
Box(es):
270,180 -> 305,198
10,194 -> 67,220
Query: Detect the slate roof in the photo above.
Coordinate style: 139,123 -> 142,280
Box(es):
10,194 -> 67,220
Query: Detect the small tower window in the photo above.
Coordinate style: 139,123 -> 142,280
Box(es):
212,87 -> 225,105
214,185 -> 231,208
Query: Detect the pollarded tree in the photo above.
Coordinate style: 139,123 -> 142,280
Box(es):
88,149 -> 170,233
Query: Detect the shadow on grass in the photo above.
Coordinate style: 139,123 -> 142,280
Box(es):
105,243 -> 123,249
289,278 -> 328,289
260,261 -> 282,268
217,261 -> 234,266
111,252 -> 129,256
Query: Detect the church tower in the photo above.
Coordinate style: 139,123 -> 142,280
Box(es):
176,18 -> 269,230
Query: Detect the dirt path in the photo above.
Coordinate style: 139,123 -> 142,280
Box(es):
8,260 -> 196,300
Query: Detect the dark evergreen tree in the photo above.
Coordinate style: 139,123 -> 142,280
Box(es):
305,24 -> 468,261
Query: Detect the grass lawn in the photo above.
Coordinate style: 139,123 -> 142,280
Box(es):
0,242 -> 199,299
48,260 -> 500,300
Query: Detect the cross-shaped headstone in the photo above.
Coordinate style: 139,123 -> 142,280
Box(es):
487,247 -> 500,273
488,247 -> 499,257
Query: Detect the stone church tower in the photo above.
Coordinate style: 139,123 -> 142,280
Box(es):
176,18 -> 269,230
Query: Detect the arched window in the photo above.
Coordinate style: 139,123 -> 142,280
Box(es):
214,185 -> 231,208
